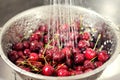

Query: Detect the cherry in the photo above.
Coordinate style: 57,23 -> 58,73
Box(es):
70,70 -> 83,75
38,41 -> 44,48
30,33 -> 40,41
23,41 -> 30,49
45,49 -> 54,60
39,25 -> 48,33
50,40 -> 57,46
65,41 -> 74,48
82,32 -> 90,40
30,40 -> 40,51
84,60 -> 95,69
94,61 -> 103,68
57,64 -> 68,71
18,51 -> 25,59
78,40 -> 89,48
53,51 -> 64,62
8,50 -> 19,62
8,19 -> 112,76
29,61 -> 43,68
61,47 -> 71,58
24,49 -> 31,57
15,58 -> 24,65
84,48 -> 97,60
74,53 -> 85,64
72,48 -> 81,54
29,53 -> 39,61
98,50 -> 110,62
74,66 -> 84,71
84,68 -> 93,73
38,53 -> 44,62
57,69 -> 70,76
43,35 -> 49,44
65,58 -> 73,67
89,41 -> 94,48
42,64 -> 54,76
14,42 -> 23,50
34,30 -> 43,38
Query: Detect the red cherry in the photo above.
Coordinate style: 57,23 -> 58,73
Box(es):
15,58 -> 24,65
74,66 -> 84,71
65,58 -> 73,67
8,50 -> 19,62
23,41 -> 30,49
43,35 -> 49,44
42,64 -> 54,76
24,49 -> 31,57
98,50 -> 110,62
72,48 -> 81,54
74,53 -> 85,64
30,40 -> 40,51
94,61 -> 103,68
57,64 -> 68,71
70,70 -> 83,75
18,51 -> 25,59
53,51 -> 64,62
84,60 -> 95,69
34,30 -> 43,38
84,48 -> 97,60
84,68 -> 93,73
14,42 -> 23,50
30,33 -> 40,41
39,25 -> 48,32
29,53 -> 39,61
57,69 -> 70,76
61,47 -> 71,58
78,40 -> 89,48
82,32 -> 90,40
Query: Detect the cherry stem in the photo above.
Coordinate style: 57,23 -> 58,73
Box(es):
93,34 -> 101,50
27,60 -> 39,72
42,34 -> 59,64
98,45 -> 103,52
55,63 -> 65,70
90,56 -> 97,62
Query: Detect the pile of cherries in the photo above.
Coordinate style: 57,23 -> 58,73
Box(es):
8,21 -> 110,77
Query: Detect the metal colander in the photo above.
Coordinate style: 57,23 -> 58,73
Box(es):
0,5 -> 120,80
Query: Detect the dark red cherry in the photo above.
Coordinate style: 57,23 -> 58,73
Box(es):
42,64 -> 54,76
8,50 -> 19,62
23,41 -> 30,49
29,53 -> 39,61
98,50 -> 110,62
74,53 -> 85,64
30,33 -> 40,41
57,69 -> 70,76
14,42 -> 23,50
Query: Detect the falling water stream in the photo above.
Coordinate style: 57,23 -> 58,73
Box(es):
47,0 -> 80,48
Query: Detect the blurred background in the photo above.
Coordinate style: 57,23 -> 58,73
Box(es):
0,0 -> 120,80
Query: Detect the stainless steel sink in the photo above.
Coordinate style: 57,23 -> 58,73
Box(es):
0,0 -> 120,28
